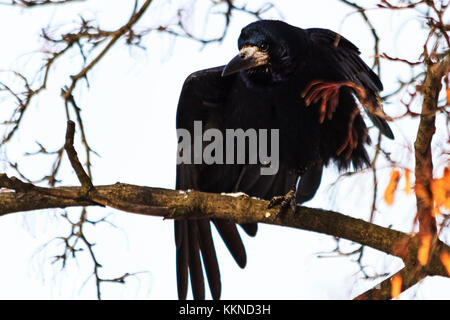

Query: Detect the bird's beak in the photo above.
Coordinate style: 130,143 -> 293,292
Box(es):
222,46 -> 269,77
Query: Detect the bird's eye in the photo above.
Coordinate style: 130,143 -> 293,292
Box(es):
260,42 -> 269,51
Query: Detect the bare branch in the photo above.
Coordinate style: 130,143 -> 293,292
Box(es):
1,174 -> 449,290
0,0 -> 84,7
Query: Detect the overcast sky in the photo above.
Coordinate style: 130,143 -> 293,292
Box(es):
0,0 -> 449,299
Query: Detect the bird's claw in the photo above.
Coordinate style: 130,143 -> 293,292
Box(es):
301,80 -> 362,124
302,80 -> 362,159
268,188 -> 297,218
336,107 -> 360,159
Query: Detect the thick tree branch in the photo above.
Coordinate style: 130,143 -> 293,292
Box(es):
1,176 -> 449,284
414,52 -> 450,236
354,265 -> 425,300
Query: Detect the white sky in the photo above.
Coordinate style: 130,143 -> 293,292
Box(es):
0,0 -> 449,299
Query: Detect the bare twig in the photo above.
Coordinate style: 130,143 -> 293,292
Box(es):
0,0 -> 84,7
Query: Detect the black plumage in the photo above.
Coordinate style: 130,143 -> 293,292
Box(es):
175,20 -> 393,300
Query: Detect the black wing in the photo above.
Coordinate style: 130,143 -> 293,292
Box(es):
176,66 -> 324,299
176,66 -> 257,300
307,28 -> 394,139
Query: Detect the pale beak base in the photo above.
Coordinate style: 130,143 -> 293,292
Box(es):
222,46 -> 269,77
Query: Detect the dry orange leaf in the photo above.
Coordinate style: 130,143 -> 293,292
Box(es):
384,169 -> 401,206
391,274 -> 402,300
431,166 -> 450,210
433,206 -> 442,218
447,87 -> 450,106
404,169 -> 412,195
446,75 -> 450,105
440,252 -> 450,276
418,234 -> 432,266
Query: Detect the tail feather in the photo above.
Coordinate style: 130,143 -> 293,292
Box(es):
239,223 -> 258,237
213,219 -> 247,268
175,220 -> 189,300
187,220 -> 205,300
197,219 -> 221,300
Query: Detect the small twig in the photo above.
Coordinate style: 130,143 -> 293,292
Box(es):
64,120 -> 93,193
339,0 -> 381,73
0,0 -> 84,7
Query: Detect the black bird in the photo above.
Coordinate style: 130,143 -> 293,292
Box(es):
175,20 -> 393,300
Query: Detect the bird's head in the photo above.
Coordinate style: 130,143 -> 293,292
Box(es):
222,20 -> 306,84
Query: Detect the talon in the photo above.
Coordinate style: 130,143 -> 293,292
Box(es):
302,81 -> 366,161
302,80 -> 363,159
301,80 -> 321,99
268,195 -> 284,209
336,107 -> 360,159
268,188 -> 297,218
305,86 -> 324,106
319,95 -> 328,123
327,91 -> 339,120
302,80 -> 360,123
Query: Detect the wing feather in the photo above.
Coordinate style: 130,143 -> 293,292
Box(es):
307,28 -> 393,139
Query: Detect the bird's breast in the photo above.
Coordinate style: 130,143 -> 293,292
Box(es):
223,78 -> 321,169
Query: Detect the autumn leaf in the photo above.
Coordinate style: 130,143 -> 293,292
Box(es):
404,169 -> 412,195
433,206 -> 442,218
447,87 -> 450,106
384,169 -> 401,206
418,234 -> 432,266
446,75 -> 450,106
391,274 -> 402,300
431,166 -> 450,211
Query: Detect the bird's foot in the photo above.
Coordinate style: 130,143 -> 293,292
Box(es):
268,188 -> 297,218
336,107 -> 360,159
301,80 -> 362,123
